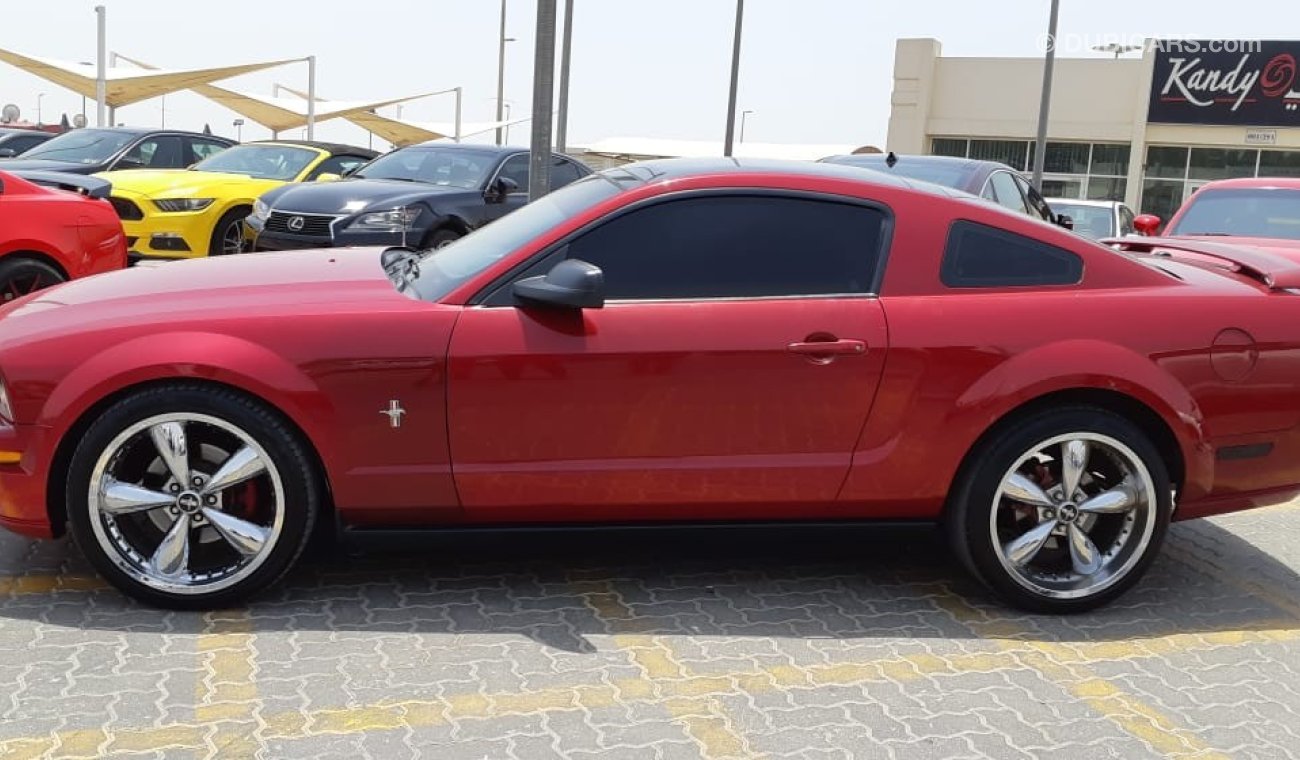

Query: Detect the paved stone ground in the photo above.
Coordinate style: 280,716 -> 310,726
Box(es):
1,502 -> 1298,759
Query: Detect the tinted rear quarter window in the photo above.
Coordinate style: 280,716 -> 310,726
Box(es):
941,220 -> 1083,287
566,195 -> 888,300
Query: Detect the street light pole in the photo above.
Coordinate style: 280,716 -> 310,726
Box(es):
454,86 -> 463,142
722,0 -> 744,157
529,0 -> 557,200
1031,0 -> 1060,188
495,0 -> 509,145
556,0 -> 574,152
36,93 -> 44,125
306,55 -> 317,140
94,6 -> 106,127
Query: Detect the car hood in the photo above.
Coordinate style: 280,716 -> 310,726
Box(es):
96,169 -> 288,199
0,248 -> 412,349
0,158 -> 98,175
266,178 -> 471,214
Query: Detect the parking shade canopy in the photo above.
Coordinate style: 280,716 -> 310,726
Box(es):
0,48 -> 300,108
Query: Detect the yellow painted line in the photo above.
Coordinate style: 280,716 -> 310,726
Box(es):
1164,543 -> 1300,620
932,592 -> 1232,760
195,609 -> 260,757
0,574 -> 109,595
580,582 -> 758,759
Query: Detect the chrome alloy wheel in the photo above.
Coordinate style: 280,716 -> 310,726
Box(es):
989,432 -> 1158,600
221,219 -> 246,255
86,413 -> 285,595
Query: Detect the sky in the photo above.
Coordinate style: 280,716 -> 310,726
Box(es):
4,0 -> 1300,151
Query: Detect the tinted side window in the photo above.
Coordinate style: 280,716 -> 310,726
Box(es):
305,154 -> 369,180
188,138 -> 230,164
1016,176 -> 1055,221
9,135 -> 44,153
941,221 -> 1083,288
552,157 -> 582,188
118,135 -> 183,168
990,172 -> 1030,215
564,195 -> 887,300
496,154 -> 530,190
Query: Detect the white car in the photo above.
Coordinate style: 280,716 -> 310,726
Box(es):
1046,198 -> 1137,240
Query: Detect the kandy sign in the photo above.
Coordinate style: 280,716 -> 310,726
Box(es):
1148,41 -> 1300,126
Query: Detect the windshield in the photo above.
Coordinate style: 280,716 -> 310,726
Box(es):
353,147 -> 499,188
20,129 -> 136,164
192,144 -> 319,181
1050,203 -> 1115,240
402,173 -> 633,301
1168,188 -> 1300,241
828,156 -> 971,189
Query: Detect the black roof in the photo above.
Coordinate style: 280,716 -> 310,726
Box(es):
250,139 -> 378,159
819,153 -> 1018,194
68,126 -> 232,140
405,141 -> 523,154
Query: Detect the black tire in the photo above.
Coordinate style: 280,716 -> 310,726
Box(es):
0,256 -> 66,302
425,227 -> 462,249
66,384 -> 319,609
208,207 -> 251,256
946,406 -> 1172,613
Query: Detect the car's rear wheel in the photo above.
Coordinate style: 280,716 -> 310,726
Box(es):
209,208 -> 250,256
0,256 -> 66,302
66,385 -> 319,608
947,407 -> 1171,613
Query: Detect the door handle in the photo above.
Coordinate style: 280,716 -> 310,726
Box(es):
787,339 -> 867,356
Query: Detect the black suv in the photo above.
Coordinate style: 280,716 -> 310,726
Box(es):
0,127 -> 236,174
250,143 -> 592,251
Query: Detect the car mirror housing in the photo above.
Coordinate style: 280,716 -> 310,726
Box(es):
513,258 -> 605,309
485,176 -> 520,204
1055,214 -> 1074,231
1133,214 -> 1162,236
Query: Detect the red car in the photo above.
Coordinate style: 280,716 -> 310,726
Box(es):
1135,177 -> 1300,256
0,170 -> 126,301
2,160 -> 1299,612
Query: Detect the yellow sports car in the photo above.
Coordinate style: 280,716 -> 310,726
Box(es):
97,140 -> 378,260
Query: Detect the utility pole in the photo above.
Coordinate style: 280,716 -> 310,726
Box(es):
94,6 -> 106,127
556,0 -> 574,152
529,0 -> 557,199
1031,0 -> 1060,188
722,0 -> 744,157
495,0 -> 509,145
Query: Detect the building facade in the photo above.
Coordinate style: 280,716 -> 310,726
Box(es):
887,38 -> 1300,221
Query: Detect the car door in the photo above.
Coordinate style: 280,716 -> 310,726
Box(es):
479,152 -> 531,224
445,191 -> 891,520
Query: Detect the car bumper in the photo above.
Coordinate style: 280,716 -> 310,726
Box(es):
0,423 -> 54,539
120,206 -> 224,260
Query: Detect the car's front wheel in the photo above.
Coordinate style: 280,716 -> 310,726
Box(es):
66,384 -> 319,608
209,208 -> 251,256
947,407 -> 1171,613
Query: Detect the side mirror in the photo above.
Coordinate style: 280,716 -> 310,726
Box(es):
1133,214 -> 1162,236
485,176 -> 520,204
316,173 -> 342,183
1055,214 -> 1074,231
0,147 -> 16,158
513,259 -> 605,309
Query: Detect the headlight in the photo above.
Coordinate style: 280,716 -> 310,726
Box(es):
346,208 -> 422,232
0,376 -> 13,424
153,198 -> 215,212
251,199 -> 269,220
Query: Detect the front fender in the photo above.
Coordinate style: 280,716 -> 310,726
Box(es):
40,331 -> 340,481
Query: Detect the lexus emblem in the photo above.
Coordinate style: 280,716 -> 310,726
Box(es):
287,216 -> 306,232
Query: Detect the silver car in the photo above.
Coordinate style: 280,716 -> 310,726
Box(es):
1046,198 -> 1137,240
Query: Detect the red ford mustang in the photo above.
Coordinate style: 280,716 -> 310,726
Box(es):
1,159 -> 1298,612
0,170 -> 126,301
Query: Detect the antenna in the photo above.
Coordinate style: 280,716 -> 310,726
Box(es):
885,151 -> 898,168
1,104 -> 19,123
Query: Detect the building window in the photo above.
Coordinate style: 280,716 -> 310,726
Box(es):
1145,146 -> 1189,179
1139,146 -> 1300,219
1260,150 -> 1300,178
1188,148 -> 1257,181
928,138 -> 1130,201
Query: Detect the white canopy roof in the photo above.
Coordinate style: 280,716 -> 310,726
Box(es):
342,109 -> 528,146
0,48 -> 299,108
576,136 -> 870,162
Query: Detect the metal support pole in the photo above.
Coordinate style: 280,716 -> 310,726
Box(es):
529,0 -> 557,200
1031,0 -> 1060,188
94,6 -> 106,127
454,86 -> 463,142
495,0 -> 508,145
556,0 -> 574,152
306,56 -> 317,140
722,0 -> 744,157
